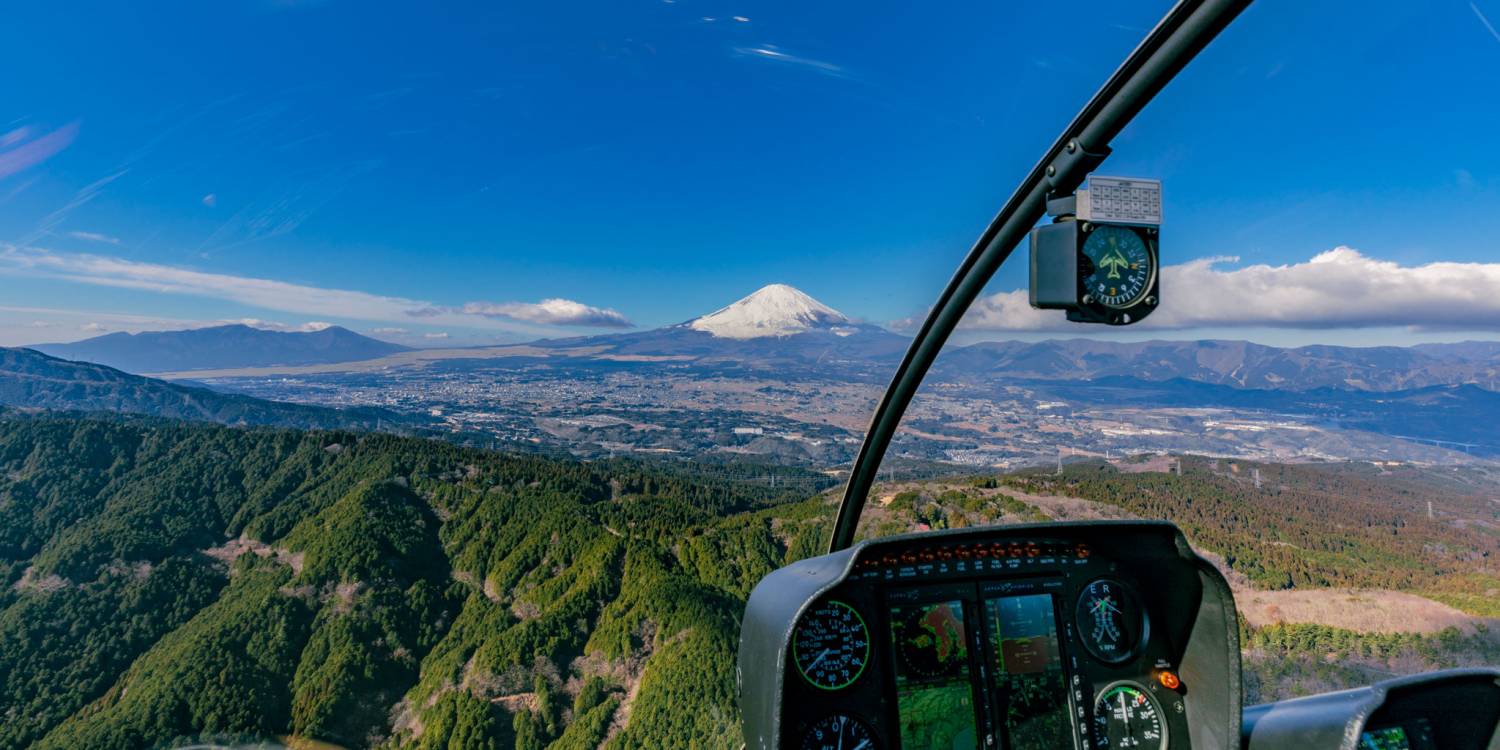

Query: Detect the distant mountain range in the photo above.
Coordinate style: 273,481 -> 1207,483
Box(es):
0,347 -> 425,432
932,338 -> 1500,392
19,285 -> 1500,394
530,286 -> 1500,392
32,324 -> 410,374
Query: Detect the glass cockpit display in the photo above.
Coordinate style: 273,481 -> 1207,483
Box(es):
889,591 -> 979,749
1359,719 -> 1435,750
985,593 -> 1071,750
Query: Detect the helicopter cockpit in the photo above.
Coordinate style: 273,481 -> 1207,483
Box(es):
736,1 -> 1500,748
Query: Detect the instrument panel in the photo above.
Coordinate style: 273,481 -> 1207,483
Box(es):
739,521 -> 1241,750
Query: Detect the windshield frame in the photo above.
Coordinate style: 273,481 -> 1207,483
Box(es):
828,0 -> 1253,552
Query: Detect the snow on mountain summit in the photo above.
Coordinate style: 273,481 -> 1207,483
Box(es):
688,284 -> 853,339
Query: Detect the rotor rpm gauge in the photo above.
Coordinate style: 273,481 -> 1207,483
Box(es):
801,714 -> 877,750
1074,578 -> 1146,664
1080,224 -> 1155,309
792,600 -> 870,690
1092,682 -> 1167,750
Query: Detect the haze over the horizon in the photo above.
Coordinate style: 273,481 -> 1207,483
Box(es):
4,2 -> 1500,349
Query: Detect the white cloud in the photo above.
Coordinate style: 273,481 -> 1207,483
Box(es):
423,332 -> 450,339
461,298 -> 633,328
225,318 -> 335,332
80,322 -> 107,332
733,45 -> 846,77
943,247 -> 1500,333
371,327 -> 408,334
67,231 -> 122,245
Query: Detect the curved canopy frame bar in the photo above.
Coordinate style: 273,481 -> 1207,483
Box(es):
830,0 -> 1254,552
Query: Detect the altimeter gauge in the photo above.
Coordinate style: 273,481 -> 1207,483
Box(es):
801,714 -> 877,750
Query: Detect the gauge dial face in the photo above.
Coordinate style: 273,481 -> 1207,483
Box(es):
1092,682 -> 1166,750
1074,578 -> 1144,664
801,714 -> 877,750
792,600 -> 870,690
1081,225 -> 1154,309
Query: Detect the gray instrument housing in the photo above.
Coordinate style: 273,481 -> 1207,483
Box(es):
1242,668 -> 1500,750
738,520 -> 1241,750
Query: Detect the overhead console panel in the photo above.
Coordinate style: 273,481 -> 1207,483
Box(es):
738,521 -> 1241,750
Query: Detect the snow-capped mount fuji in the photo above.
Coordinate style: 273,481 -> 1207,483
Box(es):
687,284 -> 861,339
528,283 -> 909,378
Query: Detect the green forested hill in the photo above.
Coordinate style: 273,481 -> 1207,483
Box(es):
0,413 -> 833,750
2,414 -> 1497,749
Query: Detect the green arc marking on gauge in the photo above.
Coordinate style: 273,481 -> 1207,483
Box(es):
793,600 -> 870,691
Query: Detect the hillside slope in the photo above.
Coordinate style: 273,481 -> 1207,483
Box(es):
0,347 -> 423,432
0,415 -> 832,749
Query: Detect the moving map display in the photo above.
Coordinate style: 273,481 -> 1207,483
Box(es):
889,597 -> 979,749
986,594 -> 1071,749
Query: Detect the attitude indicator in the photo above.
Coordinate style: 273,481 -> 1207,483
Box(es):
1074,579 -> 1146,664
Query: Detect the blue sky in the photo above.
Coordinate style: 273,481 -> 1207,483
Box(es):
3,1 -> 1500,347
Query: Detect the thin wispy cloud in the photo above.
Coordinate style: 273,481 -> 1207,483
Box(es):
733,45 -> 846,78
0,244 -> 437,323
0,122 -> 79,180
0,245 -> 630,335
196,160 -> 377,255
462,298 -> 634,328
927,248 -> 1500,333
66,231 -> 122,245
1472,2 -> 1500,43
19,170 -> 128,248
371,326 -> 408,334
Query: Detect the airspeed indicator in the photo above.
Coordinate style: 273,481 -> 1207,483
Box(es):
792,600 -> 870,690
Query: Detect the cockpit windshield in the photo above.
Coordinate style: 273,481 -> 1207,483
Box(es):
1,3 -> 1497,750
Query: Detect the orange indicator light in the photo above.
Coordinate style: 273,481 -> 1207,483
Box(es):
1157,671 -> 1181,690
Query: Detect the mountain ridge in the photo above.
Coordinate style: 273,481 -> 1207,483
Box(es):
32,324 -> 411,374
0,346 -> 426,432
